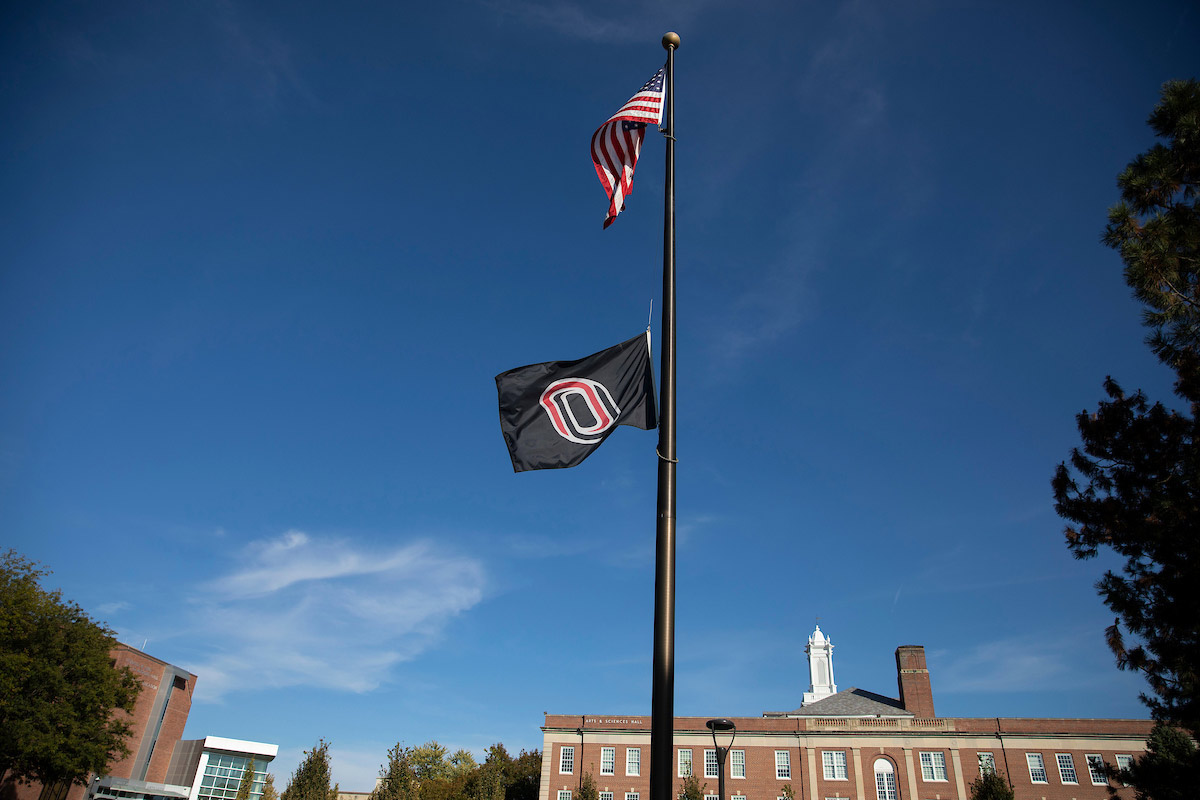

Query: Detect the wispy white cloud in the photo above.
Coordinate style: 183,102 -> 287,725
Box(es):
699,5 -> 898,371
189,531 -> 485,702
706,260 -> 813,365
213,0 -> 316,106
481,0 -> 718,44
483,0 -> 641,43
95,600 -> 131,616
270,742 -> 388,793
501,532 -> 596,560
934,633 -> 1111,693
677,513 -> 717,547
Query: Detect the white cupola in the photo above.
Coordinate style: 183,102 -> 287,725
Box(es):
801,623 -> 837,706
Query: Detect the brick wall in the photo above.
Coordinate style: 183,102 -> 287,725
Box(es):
541,716 -> 1152,800
894,646 -> 934,719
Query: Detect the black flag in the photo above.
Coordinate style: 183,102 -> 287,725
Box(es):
496,333 -> 657,472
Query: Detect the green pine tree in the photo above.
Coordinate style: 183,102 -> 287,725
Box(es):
967,772 -> 1014,800
1112,722 -> 1198,800
1055,76 -> 1200,800
1054,78 -> 1200,738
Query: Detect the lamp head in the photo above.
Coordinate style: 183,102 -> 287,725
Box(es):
706,718 -> 736,750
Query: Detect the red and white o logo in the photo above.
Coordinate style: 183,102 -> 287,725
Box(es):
539,378 -> 622,444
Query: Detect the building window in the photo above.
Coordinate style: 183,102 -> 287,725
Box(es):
1026,753 -> 1047,784
625,793 -> 638,800
977,752 -> 995,776
822,751 -> 847,781
1116,755 -> 1133,785
627,748 -> 641,777
730,751 -> 745,779
775,751 -> 791,780
558,792 -> 571,800
197,754 -> 266,800
560,747 -> 574,775
704,795 -> 719,800
599,747 -> 614,776
679,749 -> 692,778
1056,754 -> 1078,784
873,759 -> 896,800
919,752 -> 947,782
1086,754 -> 1106,785
600,793 -> 613,800
705,750 -> 719,779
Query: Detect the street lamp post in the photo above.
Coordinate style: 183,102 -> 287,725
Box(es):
706,719 -> 736,800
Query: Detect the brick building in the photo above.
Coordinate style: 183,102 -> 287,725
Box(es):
2,644 -> 274,800
540,627 -> 1152,800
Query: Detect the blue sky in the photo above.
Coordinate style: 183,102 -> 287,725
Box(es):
3,0 -> 1198,790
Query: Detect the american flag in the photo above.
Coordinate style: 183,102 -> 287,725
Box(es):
590,66 -> 666,229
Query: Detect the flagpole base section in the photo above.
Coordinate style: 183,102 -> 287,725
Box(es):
662,32 -> 680,50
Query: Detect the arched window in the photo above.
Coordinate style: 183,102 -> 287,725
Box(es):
874,758 -> 897,800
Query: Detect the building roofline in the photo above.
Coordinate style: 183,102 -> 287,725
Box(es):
113,641 -> 199,680
198,736 -> 279,758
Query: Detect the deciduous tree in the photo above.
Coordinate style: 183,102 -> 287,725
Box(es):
372,745 -> 417,800
575,774 -> 597,800
449,751 -> 477,779
677,775 -> 706,800
283,741 -> 333,800
236,760 -> 258,800
505,750 -> 540,800
412,743 -> 451,784
0,550 -> 141,787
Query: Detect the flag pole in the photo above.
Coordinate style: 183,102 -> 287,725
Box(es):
651,30 -> 679,800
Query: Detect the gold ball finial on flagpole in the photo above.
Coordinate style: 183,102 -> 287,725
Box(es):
662,32 -> 680,50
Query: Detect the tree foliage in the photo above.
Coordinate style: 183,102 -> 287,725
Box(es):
283,740 -> 333,800
967,771 -> 1014,800
371,745 -> 417,800
448,751 -> 477,779
677,775 -> 707,800
368,743 -> 538,800
1111,721 -> 1198,800
237,761 -> 258,800
0,550 -> 141,787
470,745 -> 509,800
1053,79 -> 1200,739
505,750 -> 540,800
412,743 -> 451,784
262,774 -> 279,800
1103,80 -> 1200,398
575,774 -> 597,800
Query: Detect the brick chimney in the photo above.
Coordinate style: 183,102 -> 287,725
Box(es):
895,645 -> 935,718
